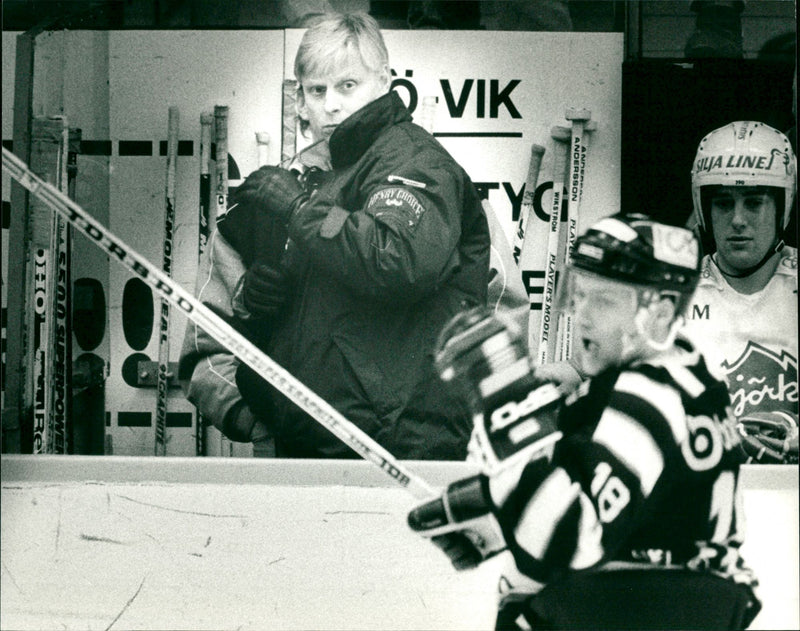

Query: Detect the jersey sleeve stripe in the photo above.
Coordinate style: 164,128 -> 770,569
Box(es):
513,468 -> 579,559
614,371 -> 688,444
594,408 -> 664,496
663,361 -> 706,398
570,493 -> 605,570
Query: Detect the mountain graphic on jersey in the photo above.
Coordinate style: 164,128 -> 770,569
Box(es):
721,341 -> 797,418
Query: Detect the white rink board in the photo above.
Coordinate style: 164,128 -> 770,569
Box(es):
1,457 -> 797,631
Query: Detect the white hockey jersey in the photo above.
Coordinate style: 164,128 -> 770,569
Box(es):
683,247 -> 798,419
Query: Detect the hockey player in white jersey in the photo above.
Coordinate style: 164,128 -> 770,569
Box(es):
684,121 -> 797,464
408,213 -> 761,630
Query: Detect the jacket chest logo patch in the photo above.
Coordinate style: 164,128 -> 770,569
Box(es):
367,187 -> 427,228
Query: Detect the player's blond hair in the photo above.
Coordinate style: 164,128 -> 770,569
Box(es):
294,12 -> 389,82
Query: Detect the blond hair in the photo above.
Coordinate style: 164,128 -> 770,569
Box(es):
294,12 -> 389,82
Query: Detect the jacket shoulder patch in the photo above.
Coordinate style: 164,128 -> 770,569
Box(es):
367,187 -> 427,229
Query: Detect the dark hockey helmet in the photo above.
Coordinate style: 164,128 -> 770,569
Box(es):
568,213 -> 701,316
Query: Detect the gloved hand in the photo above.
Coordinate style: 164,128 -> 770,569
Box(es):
236,261 -> 291,320
221,401 -> 274,456
247,165 -> 309,226
408,475 -> 506,571
738,410 -> 799,464
222,400 -> 258,442
435,306 -> 563,474
532,360 -> 585,395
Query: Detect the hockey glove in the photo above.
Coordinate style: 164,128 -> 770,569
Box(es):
408,474 -> 506,571
234,261 -> 291,320
435,306 -> 563,474
217,167 -> 295,268
738,410 -> 799,464
247,165 -> 309,226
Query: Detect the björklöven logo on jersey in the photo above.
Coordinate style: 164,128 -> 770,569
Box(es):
721,341 -> 797,417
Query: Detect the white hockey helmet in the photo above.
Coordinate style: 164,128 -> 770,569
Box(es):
691,121 -> 796,246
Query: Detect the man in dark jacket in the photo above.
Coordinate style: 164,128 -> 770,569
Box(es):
180,12 -> 491,459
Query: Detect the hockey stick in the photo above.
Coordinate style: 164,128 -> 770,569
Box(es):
52,120 -> 70,453
281,79 -> 298,165
198,113 -> 213,260
557,110 -> 596,361
535,126 -> 570,366
418,95 -> 438,135
195,113 -> 213,457
3,147 -> 436,499
46,118 -> 70,453
29,117 -> 69,453
256,131 -> 270,167
213,105 -> 229,224
278,81 -> 328,170
513,143 -> 546,265
155,106 -> 179,456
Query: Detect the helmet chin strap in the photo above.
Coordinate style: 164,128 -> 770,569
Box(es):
713,238 -> 784,279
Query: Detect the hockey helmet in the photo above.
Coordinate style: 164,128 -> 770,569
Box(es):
567,212 -> 701,317
691,121 -> 796,246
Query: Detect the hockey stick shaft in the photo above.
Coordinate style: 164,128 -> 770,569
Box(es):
213,106 -> 229,225
3,146 -> 435,499
557,110 -> 594,361
155,106 -> 179,456
46,118 -> 70,453
198,113 -> 213,261
418,95 -> 438,135
196,113 -> 214,457
535,127 -> 570,366
513,143 -> 546,265
281,79 -> 298,165
256,131 -> 270,167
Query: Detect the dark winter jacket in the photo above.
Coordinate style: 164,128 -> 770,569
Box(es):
248,91 -> 490,458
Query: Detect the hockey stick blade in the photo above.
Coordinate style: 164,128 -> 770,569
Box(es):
2,147 -> 436,500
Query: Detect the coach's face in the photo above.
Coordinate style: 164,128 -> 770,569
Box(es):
710,186 -> 778,273
298,52 -> 390,142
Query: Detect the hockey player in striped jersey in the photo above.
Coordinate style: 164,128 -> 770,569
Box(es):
408,213 -> 761,630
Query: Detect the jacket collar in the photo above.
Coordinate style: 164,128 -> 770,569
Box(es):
329,91 -> 412,170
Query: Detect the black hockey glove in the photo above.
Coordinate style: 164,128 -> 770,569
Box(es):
238,261 -> 291,320
408,475 -> 506,571
247,165 -> 309,226
738,410 -> 799,464
217,167 -> 296,268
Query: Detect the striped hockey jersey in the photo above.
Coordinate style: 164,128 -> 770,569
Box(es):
489,336 -> 758,594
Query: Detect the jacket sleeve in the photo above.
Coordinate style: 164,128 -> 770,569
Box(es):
178,229 -> 246,432
287,142 -> 467,304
